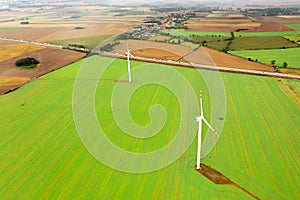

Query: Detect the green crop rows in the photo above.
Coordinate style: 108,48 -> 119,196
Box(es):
0,56 -> 299,199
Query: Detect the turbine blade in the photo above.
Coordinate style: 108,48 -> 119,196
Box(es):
126,41 -> 132,83
203,118 -> 217,135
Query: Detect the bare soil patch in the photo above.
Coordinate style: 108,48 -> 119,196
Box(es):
200,47 -> 273,72
0,48 -> 85,78
113,40 -> 274,72
247,15 -> 300,32
0,24 -> 131,42
187,15 -> 300,32
0,48 -> 84,94
196,164 -> 260,200
113,40 -> 194,58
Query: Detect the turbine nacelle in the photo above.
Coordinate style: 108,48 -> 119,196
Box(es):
196,116 -> 204,122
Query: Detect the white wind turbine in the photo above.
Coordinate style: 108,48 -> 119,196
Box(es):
126,41 -> 132,83
196,90 -> 218,170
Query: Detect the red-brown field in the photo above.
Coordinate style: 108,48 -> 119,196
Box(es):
186,13 -> 300,32
0,47 -> 85,77
130,48 -> 189,62
0,6 -> 144,42
113,40 -> 274,72
202,47 -> 274,71
113,40 -> 193,57
0,47 -> 85,94
248,15 -> 299,32
0,21 -> 138,42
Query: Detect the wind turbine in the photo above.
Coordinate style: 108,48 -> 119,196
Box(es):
126,41 -> 132,83
196,90 -> 218,170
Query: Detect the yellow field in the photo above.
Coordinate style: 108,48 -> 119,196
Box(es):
0,42 -> 45,62
280,68 -> 300,76
227,14 -> 245,18
0,76 -> 30,86
148,35 -> 172,41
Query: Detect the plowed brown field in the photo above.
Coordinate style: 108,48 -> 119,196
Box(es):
0,47 -> 85,94
113,40 -> 274,72
131,48 -> 189,62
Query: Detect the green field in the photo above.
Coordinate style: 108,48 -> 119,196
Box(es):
229,36 -> 298,50
190,35 -> 298,51
49,35 -> 113,49
0,27 -> 19,33
229,48 -> 300,69
0,56 -> 299,199
167,29 -> 232,37
286,24 -> 300,32
172,27 -> 300,37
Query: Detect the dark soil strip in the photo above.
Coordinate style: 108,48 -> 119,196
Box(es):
196,164 -> 260,200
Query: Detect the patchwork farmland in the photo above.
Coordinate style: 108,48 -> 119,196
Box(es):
0,56 -> 299,199
229,48 -> 300,69
0,2 -> 299,199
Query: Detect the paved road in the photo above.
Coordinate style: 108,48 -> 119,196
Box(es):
0,37 -> 64,49
99,52 -> 300,80
1,37 -> 300,80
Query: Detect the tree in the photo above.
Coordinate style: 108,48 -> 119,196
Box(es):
271,60 -> 276,66
283,62 -> 288,68
230,32 -> 234,38
15,57 -> 39,68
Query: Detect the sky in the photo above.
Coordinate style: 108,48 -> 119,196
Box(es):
105,0 -> 300,4
1,0 -> 299,5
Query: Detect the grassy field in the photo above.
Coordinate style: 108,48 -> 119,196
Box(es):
173,29 -> 300,37
0,56 -> 299,199
191,35 -> 231,43
286,24 -> 300,31
49,35 -> 113,49
0,27 -> 19,33
167,29 -> 232,37
190,35 -> 298,50
229,48 -> 300,69
229,36 -> 298,50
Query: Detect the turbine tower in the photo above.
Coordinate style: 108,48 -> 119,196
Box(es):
196,90 -> 218,170
126,41 -> 132,83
